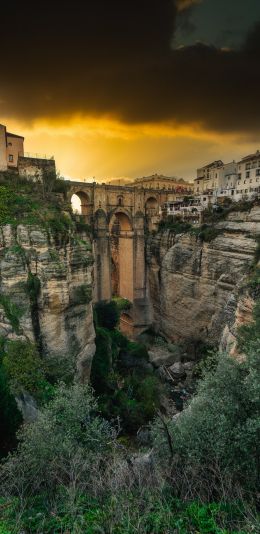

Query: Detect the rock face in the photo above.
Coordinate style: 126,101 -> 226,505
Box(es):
147,207 -> 260,348
0,223 -> 95,381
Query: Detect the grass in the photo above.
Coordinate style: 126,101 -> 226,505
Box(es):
0,492 -> 255,533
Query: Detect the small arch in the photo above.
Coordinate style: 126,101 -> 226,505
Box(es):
117,195 -> 124,207
71,191 -> 91,216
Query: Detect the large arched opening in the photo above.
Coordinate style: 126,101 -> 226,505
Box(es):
109,210 -> 133,302
71,191 -> 91,216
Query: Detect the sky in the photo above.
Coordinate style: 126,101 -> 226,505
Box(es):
1,0 -> 260,182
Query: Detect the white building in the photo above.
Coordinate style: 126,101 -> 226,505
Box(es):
235,150 -> 260,200
194,160 -> 240,205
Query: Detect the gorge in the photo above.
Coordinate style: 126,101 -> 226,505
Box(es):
0,174 -> 259,533
0,179 -> 259,399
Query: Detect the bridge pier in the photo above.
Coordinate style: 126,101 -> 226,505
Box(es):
68,182 -> 173,337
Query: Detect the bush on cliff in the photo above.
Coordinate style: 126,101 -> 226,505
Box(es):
0,382 -> 116,499
94,300 -> 119,330
91,302 -> 161,434
1,340 -> 52,402
152,332 -> 260,498
158,215 -> 192,233
0,352 -> 22,458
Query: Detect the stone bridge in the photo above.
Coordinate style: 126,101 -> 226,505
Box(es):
67,181 -> 177,336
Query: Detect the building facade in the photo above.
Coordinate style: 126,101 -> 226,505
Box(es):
194,160 -> 240,205
0,123 -> 56,177
129,174 -> 194,196
195,153 -> 260,204
235,151 -> 260,200
0,124 -> 24,170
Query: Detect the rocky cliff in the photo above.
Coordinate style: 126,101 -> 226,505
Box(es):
147,206 -> 260,351
0,222 -> 95,382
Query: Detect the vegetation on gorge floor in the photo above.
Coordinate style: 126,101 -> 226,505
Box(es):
0,310 -> 259,532
91,300 -> 163,434
0,173 -> 259,531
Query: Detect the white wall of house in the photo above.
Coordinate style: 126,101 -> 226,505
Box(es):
235,151 -> 260,200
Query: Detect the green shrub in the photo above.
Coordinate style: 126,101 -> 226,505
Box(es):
153,342 -> 260,496
90,327 -> 112,393
0,490 -> 253,534
72,284 -> 92,305
75,219 -> 91,233
247,267 -> 260,298
0,383 -> 116,498
94,300 -> 119,330
26,273 -> 41,303
158,215 -> 192,233
47,211 -> 72,236
122,340 -> 149,362
196,224 -> 221,242
112,296 -> 131,312
2,340 -> 46,398
0,295 -> 23,334
0,353 -> 22,458
237,299 -> 260,351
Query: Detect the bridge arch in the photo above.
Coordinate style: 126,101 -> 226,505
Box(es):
71,190 -> 91,216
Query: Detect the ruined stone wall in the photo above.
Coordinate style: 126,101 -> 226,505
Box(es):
18,156 -> 56,178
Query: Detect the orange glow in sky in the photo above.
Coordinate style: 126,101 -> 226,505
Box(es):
3,115 -> 259,183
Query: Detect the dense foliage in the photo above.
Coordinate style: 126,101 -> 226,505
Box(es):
0,354 -> 22,458
91,302 -> 162,434
0,171 -> 71,232
152,302 -> 260,500
94,300 -> 120,330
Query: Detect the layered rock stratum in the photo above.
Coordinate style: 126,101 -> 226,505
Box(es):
0,223 -> 95,381
147,206 -> 260,352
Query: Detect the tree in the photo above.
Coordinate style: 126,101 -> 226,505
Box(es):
1,382 -> 117,498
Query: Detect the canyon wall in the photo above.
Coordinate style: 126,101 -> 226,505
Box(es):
0,223 -> 95,381
147,207 -> 260,351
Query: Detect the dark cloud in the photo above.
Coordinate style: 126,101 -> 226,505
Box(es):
176,0 -> 202,11
1,0 -> 260,134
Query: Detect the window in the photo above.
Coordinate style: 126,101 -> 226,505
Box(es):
237,181 -> 240,185
8,142 -> 12,147
244,180 -> 247,184
246,163 -> 251,170
250,179 -> 252,183
246,171 -> 250,178
238,173 -> 241,179
256,169 -> 260,176
8,154 -> 13,162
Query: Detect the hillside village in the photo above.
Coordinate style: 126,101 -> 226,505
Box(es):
1,122 -> 260,219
